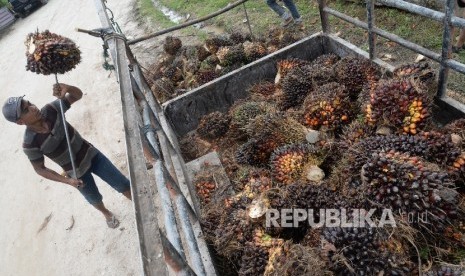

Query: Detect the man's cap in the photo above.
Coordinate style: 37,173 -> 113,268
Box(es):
2,96 -> 25,123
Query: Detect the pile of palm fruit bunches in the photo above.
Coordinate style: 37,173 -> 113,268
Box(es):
25,30 -> 81,75
181,53 -> 465,276
144,27 -> 306,103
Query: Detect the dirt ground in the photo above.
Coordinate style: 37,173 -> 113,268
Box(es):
0,0 -> 151,275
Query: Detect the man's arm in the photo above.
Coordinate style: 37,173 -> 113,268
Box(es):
52,83 -> 83,105
31,159 -> 84,189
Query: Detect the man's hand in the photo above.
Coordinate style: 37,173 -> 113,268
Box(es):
67,178 -> 85,190
52,83 -> 83,104
53,83 -> 69,99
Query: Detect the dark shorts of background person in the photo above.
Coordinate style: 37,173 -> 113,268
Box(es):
459,0 -> 465,8
79,150 -> 130,204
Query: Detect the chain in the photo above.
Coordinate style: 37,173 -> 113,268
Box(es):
104,3 -> 123,34
98,1 -> 125,70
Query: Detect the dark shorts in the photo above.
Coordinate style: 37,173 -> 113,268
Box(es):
459,0 -> 465,8
78,150 -> 130,205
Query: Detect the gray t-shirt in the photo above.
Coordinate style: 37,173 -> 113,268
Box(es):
22,99 -> 98,178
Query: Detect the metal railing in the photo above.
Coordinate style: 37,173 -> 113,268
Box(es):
318,0 -> 465,115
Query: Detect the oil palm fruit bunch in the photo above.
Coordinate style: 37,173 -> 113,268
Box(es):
425,266 -> 464,276
150,78 -> 175,103
181,46 -> 201,74
232,168 -> 272,194
342,133 -> 462,189
197,111 -> 231,141
274,58 -> 310,85
278,29 -> 303,48
216,44 -> 246,67
146,54 -> 175,83
266,27 -> 283,49
229,30 -> 251,44
310,63 -> 337,86
163,58 -> 184,83
418,131 -> 464,174
279,64 -> 314,110
334,56 -> 381,99
301,82 -> 353,132
247,81 -> 276,102
251,229 -> 284,248
443,118 -> 465,149
339,120 -> 376,149
311,53 -> 340,67
243,41 -> 268,62
238,243 -> 270,276
214,209 -> 256,259
195,180 -> 216,205
393,61 -> 436,93
200,54 -> 220,69
25,30 -> 81,75
195,45 -> 211,62
320,120 -> 376,178
364,78 -> 431,134
195,69 -> 218,86
361,151 -> 458,225
323,227 -> 408,275
275,182 -> 346,210
230,101 -> 270,130
245,113 -> 307,145
205,35 -> 233,54
393,61 -> 431,79
264,243 -> 326,276
163,36 -> 182,56
235,136 -> 284,167
270,143 -> 319,185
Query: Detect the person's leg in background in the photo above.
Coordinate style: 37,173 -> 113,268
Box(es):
282,0 -> 301,20
266,0 -> 293,26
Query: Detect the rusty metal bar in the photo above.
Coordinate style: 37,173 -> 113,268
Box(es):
366,0 -> 376,60
438,0 -> 455,98
130,63 -> 201,215
160,233 -> 196,276
152,159 -> 186,259
140,98 -> 212,275
318,0 -> 330,33
378,0 -> 465,29
93,1 -> 168,275
128,0 -> 250,45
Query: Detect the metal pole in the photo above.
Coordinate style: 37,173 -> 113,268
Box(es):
55,74 -> 77,178
378,0 -> 465,29
318,0 -> 330,33
438,0 -> 455,98
242,3 -> 254,40
366,0 -> 376,60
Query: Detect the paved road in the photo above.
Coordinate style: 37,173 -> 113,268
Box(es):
0,1 -> 142,275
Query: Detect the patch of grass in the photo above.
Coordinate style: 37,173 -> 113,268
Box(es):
138,0 -> 174,29
0,0 -> 8,8
160,0 -> 231,17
